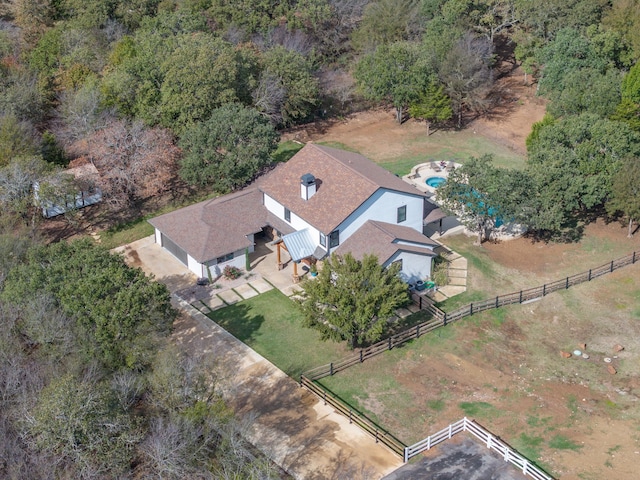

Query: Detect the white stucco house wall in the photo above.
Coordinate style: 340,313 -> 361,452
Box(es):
149,143 -> 444,282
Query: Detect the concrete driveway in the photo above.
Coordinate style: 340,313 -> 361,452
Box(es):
116,235 -> 531,480
116,236 -> 403,479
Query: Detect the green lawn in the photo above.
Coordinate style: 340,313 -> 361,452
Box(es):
368,130 -> 525,175
206,289 -> 349,378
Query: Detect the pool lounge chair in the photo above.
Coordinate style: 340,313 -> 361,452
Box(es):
430,161 -> 442,172
446,161 -> 456,171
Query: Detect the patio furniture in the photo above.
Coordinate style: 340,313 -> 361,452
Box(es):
446,161 -> 456,172
430,161 -> 441,172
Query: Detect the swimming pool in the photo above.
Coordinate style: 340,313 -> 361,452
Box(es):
425,176 -> 446,188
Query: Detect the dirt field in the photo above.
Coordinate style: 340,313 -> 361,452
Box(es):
294,69 -> 640,479
282,66 -> 545,170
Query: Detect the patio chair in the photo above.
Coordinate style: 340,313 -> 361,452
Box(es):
430,161 -> 441,172
446,161 -> 456,172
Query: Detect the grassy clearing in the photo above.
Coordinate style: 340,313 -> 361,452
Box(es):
100,216 -> 155,249
206,289 -> 348,378
375,129 -> 526,175
272,140 -> 304,163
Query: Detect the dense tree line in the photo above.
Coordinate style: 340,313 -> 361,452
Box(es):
0,0 -> 639,237
0,234 -> 279,479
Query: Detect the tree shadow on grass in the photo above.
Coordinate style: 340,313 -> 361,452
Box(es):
207,303 -> 265,345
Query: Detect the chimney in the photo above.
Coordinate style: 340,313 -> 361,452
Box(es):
300,173 -> 316,200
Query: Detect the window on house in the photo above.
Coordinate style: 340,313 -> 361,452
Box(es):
284,208 -> 291,222
397,205 -> 407,223
216,253 -> 234,264
319,233 -> 326,247
329,230 -> 340,248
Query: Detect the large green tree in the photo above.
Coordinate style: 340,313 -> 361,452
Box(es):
30,375 -> 139,477
298,253 -> 409,349
526,113 -> 640,233
159,34 -> 242,133
256,46 -> 319,126
612,62 -> 640,132
1,239 -> 176,370
408,81 -> 453,135
436,155 -> 534,244
178,104 -> 278,191
607,157 -> 640,237
355,41 -> 431,123
351,0 -> 423,52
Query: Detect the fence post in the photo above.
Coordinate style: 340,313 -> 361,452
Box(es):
522,460 -> 528,474
349,410 -> 352,424
388,337 -> 392,350
610,260 -> 614,272
375,429 -> 379,443
633,252 -> 636,264
419,296 -> 422,309
448,424 -> 453,438
360,350 -> 363,363
416,324 -> 420,338
487,434 -> 492,449
542,284 -> 546,296
443,312 -> 447,326
330,362 -> 334,376
495,296 -> 499,308
566,277 -> 569,289
404,447 -> 408,463
470,303 -> 473,315
588,269 -> 592,281
519,291 -> 522,303
323,390 -> 327,405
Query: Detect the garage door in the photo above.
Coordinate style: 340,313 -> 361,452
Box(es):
160,233 -> 188,266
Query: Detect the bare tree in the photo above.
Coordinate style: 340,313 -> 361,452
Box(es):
252,72 -> 287,124
53,83 -> 115,153
0,156 -> 49,224
438,32 -> 495,127
111,370 -> 145,411
140,415 -> 216,480
89,120 -> 179,209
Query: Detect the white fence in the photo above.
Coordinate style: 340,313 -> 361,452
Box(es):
404,417 -> 553,480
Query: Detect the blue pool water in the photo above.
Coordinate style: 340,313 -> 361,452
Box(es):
426,176 -> 446,188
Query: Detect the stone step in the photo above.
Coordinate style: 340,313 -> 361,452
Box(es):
449,257 -> 467,269
448,277 -> 467,286
447,269 -> 467,278
433,291 -> 449,302
438,285 -> 467,297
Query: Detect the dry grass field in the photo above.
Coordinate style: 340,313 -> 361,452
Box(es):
291,70 -> 640,479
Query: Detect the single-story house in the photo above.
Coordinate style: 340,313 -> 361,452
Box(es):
149,143 -> 445,283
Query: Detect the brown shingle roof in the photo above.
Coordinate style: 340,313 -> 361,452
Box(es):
149,187 -> 293,263
258,143 -> 424,233
335,220 -> 437,264
423,199 -> 447,224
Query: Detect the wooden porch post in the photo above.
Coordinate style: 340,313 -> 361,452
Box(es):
277,241 -> 283,270
292,261 -> 300,283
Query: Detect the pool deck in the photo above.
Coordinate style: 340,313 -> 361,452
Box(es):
402,161 -> 461,196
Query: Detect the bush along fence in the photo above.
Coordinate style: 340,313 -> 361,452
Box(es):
404,417 -> 553,480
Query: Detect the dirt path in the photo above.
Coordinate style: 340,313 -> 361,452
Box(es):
172,299 -> 402,479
